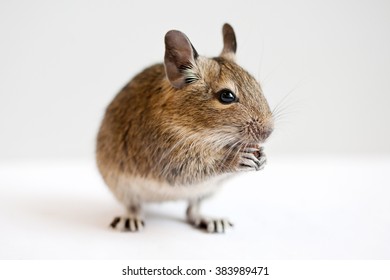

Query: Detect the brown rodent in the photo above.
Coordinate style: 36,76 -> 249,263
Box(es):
96,23 -> 273,233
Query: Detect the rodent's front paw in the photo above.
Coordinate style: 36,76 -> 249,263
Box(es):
237,146 -> 267,172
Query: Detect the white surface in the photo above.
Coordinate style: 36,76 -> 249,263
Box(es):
1,0 -> 390,159
1,156 -> 389,260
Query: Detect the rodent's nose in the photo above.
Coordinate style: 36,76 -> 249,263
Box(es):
249,120 -> 273,142
259,126 -> 273,141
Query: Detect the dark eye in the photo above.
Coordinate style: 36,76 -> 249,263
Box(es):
218,89 -> 237,104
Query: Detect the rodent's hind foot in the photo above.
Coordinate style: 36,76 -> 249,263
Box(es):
110,216 -> 145,232
190,217 -> 233,233
187,199 -> 233,233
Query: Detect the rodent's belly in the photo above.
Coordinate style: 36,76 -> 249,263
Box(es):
112,174 -> 228,203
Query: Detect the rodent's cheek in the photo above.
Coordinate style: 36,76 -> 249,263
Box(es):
210,100 -> 237,110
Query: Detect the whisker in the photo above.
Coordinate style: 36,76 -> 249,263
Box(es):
230,142 -> 245,169
217,140 -> 241,172
260,57 -> 286,86
158,127 -> 240,179
270,80 -> 305,131
272,92 -> 296,117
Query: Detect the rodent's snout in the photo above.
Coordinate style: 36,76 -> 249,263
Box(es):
247,119 -> 274,143
259,126 -> 273,142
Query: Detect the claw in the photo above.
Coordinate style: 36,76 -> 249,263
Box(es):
197,218 -> 234,233
110,216 -> 144,232
237,146 -> 267,172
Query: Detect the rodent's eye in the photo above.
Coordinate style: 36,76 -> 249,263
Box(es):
218,89 -> 237,104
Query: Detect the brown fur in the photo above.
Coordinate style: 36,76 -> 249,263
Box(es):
97,53 -> 273,186
96,24 -> 273,232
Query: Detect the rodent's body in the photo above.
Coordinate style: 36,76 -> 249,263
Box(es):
103,173 -> 227,204
96,24 -> 273,233
97,63 -> 233,205
97,63 -> 231,187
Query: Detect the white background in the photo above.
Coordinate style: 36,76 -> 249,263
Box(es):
1,157 -> 389,259
1,0 -> 389,159
0,0 -> 390,261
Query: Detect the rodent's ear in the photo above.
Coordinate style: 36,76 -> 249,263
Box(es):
164,30 -> 199,89
220,23 -> 237,61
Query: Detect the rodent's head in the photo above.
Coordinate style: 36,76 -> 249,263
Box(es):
163,23 -> 273,149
